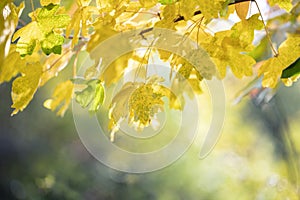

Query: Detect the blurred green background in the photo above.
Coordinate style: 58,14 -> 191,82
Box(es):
1,75 -> 300,199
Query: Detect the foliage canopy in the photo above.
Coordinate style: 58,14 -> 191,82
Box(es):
1,0 -> 300,139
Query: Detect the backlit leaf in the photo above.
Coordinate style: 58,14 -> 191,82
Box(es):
75,79 -> 105,112
11,62 -> 42,115
159,0 -> 176,5
40,48 -> 74,86
259,35 -> 300,88
154,4 -> 177,29
12,4 -> 70,56
0,45 -> 25,83
43,80 -> 74,116
40,0 -> 60,6
128,82 -> 164,129
268,0 -> 293,12
66,1 -> 98,47
139,0 -> 157,8
201,14 -> 262,78
100,52 -> 133,86
109,82 -> 139,129
179,0 -> 198,20
198,0 -> 226,21
235,1 -> 250,20
0,2 -> 24,66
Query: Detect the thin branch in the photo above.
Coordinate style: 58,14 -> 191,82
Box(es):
139,0 -> 256,37
173,0 -> 255,22
252,0 -> 278,57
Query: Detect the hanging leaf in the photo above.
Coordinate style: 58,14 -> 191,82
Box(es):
75,79 -> 105,112
12,4 -> 70,56
128,82 -> 164,128
198,0 -> 227,21
259,34 -> 300,88
201,14 -> 262,78
11,62 -> 43,115
0,2 -> 24,66
159,0 -> 176,5
268,0 -> 293,12
0,45 -> 25,83
40,48 -> 74,86
109,82 -> 139,128
65,0 -> 98,47
43,80 -> 74,116
154,4 -> 177,29
40,0 -> 60,6
139,0 -> 157,8
235,1 -> 250,20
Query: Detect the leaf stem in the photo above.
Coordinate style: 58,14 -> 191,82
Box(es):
252,0 -> 279,57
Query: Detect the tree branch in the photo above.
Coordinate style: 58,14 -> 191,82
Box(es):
139,0 -> 255,38
174,0 -> 255,22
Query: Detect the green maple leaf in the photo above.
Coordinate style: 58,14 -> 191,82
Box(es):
12,4 -> 70,56
159,0 -> 176,5
75,79 -> 105,112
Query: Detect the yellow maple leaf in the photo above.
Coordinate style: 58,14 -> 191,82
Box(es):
198,0 -> 226,21
201,14 -> 262,78
235,1 -> 250,21
139,0 -> 157,8
43,80 -> 74,116
128,82 -> 164,128
109,82 -> 139,129
0,2 -> 24,66
100,52 -> 133,85
40,48 -> 74,86
11,62 -> 42,115
268,0 -> 293,12
258,35 -> 300,88
12,4 -> 70,56
0,45 -> 25,83
155,4 -> 177,29
65,0 -> 98,47
179,0 -> 198,20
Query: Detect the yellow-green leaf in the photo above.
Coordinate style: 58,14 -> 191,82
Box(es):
40,48 -> 74,86
75,79 -> 105,112
128,82 -> 164,128
0,45 -> 25,83
0,2 -> 24,66
154,4 -> 177,29
179,0 -> 198,20
11,62 -> 43,115
139,0 -> 157,8
259,35 -> 300,88
109,82 -> 139,127
201,14 -> 262,78
43,80 -> 74,116
40,0 -> 60,6
65,3 -> 98,47
198,0 -> 226,21
12,4 -> 70,56
268,0 -> 293,12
